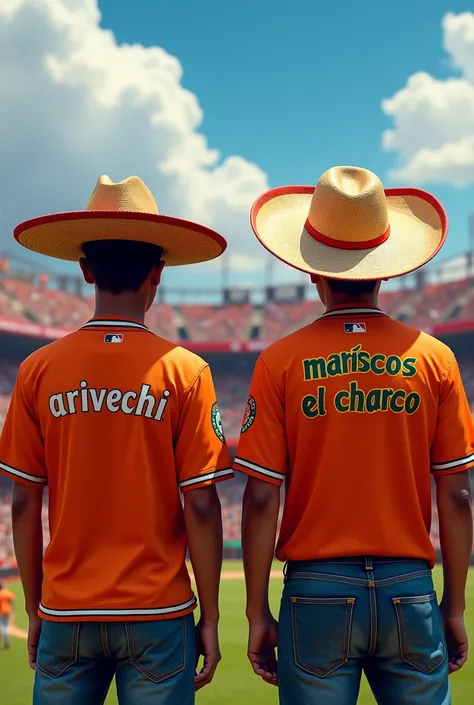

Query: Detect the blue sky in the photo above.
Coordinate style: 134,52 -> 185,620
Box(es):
0,0 -> 474,292
101,0 -> 463,184
99,0 -> 474,258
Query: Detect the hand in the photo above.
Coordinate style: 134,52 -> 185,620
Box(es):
441,611 -> 468,673
27,616 -> 42,670
195,621 -> 221,691
247,616 -> 278,686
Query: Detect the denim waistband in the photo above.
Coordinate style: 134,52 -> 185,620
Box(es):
284,556 -> 431,577
283,556 -> 433,587
287,556 -> 427,567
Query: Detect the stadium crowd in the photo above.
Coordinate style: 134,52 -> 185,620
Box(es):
1,272 -> 474,339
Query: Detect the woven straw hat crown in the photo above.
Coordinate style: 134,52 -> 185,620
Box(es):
307,167 -> 390,247
86,175 -> 160,214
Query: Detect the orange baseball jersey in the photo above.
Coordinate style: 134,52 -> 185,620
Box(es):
234,305 -> 474,566
0,317 -> 233,621
0,587 -> 14,615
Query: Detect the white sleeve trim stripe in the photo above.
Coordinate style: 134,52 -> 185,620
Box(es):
179,468 -> 234,489
0,461 -> 47,484
432,453 -> 474,471
233,457 -> 285,481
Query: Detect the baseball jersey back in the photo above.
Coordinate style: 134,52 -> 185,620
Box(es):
234,305 -> 474,566
0,317 -> 233,621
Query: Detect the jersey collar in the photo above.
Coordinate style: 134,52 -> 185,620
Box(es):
321,305 -> 387,319
82,317 -> 149,331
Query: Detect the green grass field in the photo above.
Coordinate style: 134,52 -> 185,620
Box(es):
2,564 -> 474,704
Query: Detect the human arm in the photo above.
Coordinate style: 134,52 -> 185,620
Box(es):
11,482 -> 44,668
184,485 -> 223,689
233,356 -> 287,684
431,354 -> 474,672
0,367 -> 47,668
242,477 -> 280,684
12,483 -> 44,617
175,364 -> 233,689
435,471 -> 472,671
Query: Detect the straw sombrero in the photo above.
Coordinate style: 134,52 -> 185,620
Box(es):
14,175 -> 227,266
251,166 -> 447,280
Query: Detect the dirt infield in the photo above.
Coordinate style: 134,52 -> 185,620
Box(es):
8,624 -> 27,639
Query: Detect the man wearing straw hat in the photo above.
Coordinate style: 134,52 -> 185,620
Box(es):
0,175 -> 234,704
235,166 -> 474,704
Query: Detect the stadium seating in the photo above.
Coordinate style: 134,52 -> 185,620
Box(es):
179,304 -> 253,341
144,303 -> 179,340
1,273 -> 474,341
406,278 -> 474,329
260,300 -> 323,339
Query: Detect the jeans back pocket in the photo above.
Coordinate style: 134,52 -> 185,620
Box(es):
125,616 -> 188,684
291,596 -> 355,678
393,592 -> 446,673
37,622 -> 80,678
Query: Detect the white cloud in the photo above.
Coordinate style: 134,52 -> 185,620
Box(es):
0,0 -> 269,280
382,12 -> 474,187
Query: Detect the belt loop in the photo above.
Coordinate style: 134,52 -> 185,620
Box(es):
365,556 -> 373,571
283,561 -> 289,581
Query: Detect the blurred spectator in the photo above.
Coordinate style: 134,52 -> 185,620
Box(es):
179,304 -> 253,342
0,273 -> 473,340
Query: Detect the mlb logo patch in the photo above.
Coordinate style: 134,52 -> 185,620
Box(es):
104,334 -> 124,343
344,322 -> 367,334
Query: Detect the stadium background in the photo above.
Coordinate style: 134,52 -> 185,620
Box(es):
0,248 -> 473,704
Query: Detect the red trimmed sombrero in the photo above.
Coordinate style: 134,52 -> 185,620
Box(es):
14,175 -> 227,266
250,166 -> 447,280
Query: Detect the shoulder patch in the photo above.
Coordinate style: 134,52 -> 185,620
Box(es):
241,395 -> 256,433
211,402 -> 225,443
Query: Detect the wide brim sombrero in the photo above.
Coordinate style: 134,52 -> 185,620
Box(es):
250,167 -> 448,280
14,175 -> 227,266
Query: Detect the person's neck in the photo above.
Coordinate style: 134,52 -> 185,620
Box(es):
93,293 -> 146,324
325,293 -> 380,312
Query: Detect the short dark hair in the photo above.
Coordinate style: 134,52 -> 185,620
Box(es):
82,240 -> 163,294
325,278 -> 379,297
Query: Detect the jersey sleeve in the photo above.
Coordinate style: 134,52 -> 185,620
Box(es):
0,368 -> 47,487
233,356 -> 287,486
431,355 -> 474,475
175,365 -> 233,493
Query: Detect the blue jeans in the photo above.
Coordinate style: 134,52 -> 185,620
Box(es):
33,614 -> 196,705
278,557 -> 450,705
